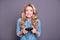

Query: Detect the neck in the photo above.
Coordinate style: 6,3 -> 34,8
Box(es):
27,17 -> 31,21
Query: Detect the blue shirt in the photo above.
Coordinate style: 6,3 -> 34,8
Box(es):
16,18 -> 41,40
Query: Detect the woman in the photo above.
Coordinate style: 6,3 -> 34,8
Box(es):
16,3 -> 41,40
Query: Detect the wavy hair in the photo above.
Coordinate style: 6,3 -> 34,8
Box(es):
20,3 -> 38,29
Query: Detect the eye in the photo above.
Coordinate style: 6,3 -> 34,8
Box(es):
30,10 -> 33,12
26,10 -> 28,11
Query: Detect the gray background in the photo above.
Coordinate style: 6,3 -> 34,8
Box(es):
0,0 -> 60,40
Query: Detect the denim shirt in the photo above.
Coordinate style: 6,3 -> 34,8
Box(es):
16,18 -> 41,40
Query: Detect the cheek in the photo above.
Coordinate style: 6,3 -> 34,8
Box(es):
30,13 -> 33,16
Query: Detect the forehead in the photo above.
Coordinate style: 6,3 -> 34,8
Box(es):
26,6 -> 33,10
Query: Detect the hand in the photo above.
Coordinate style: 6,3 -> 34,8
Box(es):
22,27 -> 28,34
31,28 -> 37,34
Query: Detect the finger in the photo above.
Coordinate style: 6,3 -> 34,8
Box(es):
26,32 -> 27,33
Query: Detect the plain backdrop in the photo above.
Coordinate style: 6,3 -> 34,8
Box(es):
0,0 -> 60,40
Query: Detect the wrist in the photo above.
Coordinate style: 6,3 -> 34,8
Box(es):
35,31 -> 39,35
20,30 -> 23,35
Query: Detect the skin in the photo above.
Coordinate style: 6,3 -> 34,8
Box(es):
19,6 -> 39,36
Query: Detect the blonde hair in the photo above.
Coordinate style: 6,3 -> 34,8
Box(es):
20,3 -> 38,29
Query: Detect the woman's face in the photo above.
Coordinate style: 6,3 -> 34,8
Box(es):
25,6 -> 33,18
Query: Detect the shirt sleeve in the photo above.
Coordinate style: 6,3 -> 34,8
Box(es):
36,19 -> 41,37
16,18 -> 22,37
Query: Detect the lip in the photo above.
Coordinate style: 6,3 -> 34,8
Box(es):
27,15 -> 31,17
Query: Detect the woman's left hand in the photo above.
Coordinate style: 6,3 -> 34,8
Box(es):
31,27 -> 39,36
31,28 -> 37,34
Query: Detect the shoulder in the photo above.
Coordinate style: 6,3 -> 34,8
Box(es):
17,18 -> 22,22
37,19 -> 41,22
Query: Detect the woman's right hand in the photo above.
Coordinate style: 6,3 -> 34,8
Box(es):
22,27 -> 28,34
